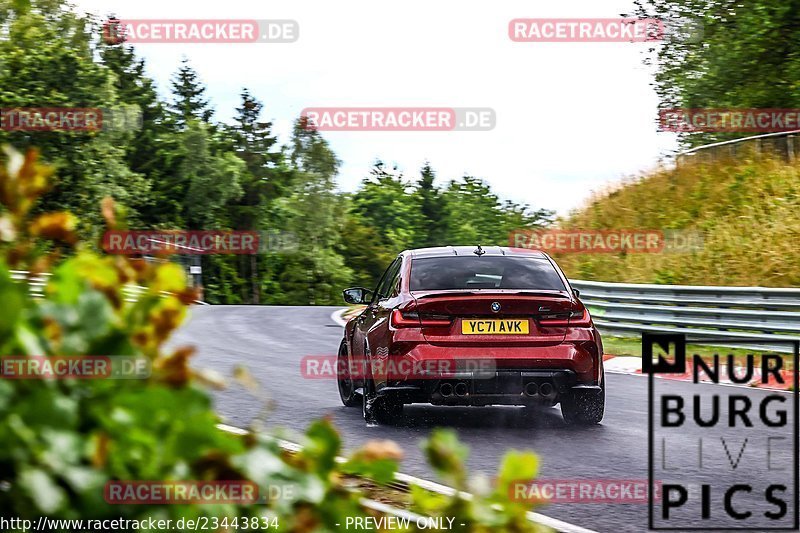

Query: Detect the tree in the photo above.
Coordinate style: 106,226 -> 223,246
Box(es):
443,176 -> 553,246
179,120 -> 244,229
228,88 -> 287,229
231,90 -> 281,181
266,118 -> 351,305
413,162 -> 448,247
170,57 -> 213,127
338,210 -> 389,288
290,116 -> 340,177
100,43 -> 181,226
350,161 -> 418,252
443,176 -> 503,244
0,0 -> 148,231
227,88 -> 287,303
632,0 -> 800,147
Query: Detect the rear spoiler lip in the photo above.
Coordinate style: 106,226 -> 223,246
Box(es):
410,289 -> 571,300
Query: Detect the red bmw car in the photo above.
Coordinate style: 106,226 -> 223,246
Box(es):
338,246 -> 605,425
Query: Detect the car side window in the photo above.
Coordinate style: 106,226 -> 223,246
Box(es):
371,261 -> 393,303
373,258 -> 401,302
388,259 -> 403,297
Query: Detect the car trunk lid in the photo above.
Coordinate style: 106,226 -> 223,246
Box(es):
409,290 -> 573,346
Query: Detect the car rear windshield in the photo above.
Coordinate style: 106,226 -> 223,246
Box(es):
409,256 -> 567,292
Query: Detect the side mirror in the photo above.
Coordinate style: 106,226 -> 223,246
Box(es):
573,288 -> 581,298
343,287 -> 372,305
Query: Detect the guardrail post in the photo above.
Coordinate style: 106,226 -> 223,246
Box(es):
788,135 -> 796,163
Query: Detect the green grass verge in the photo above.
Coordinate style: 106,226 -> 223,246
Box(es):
603,335 -> 794,370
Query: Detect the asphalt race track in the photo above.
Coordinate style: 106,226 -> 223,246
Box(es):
171,305 -> 797,533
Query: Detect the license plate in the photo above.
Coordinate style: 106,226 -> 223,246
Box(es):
461,319 -> 529,335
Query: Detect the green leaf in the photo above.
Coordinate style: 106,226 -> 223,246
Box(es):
303,419 -> 341,475
19,468 -> 66,514
341,457 -> 397,485
496,450 -> 540,497
421,429 -> 468,486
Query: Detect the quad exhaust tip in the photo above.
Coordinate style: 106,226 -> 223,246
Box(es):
524,382 -> 538,397
539,382 -> 554,398
454,382 -> 468,397
440,382 -> 454,397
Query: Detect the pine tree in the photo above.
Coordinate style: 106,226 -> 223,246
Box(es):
228,88 -> 285,303
290,116 -> 340,178
414,162 -> 447,247
170,57 -> 212,126
101,43 -> 181,225
231,88 -> 286,199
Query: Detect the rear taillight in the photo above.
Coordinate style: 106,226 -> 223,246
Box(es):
390,309 -> 452,328
538,308 -> 591,327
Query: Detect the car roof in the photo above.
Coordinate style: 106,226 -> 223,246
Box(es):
403,246 -> 548,259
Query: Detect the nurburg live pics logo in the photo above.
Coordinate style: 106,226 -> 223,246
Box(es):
645,332 -> 799,530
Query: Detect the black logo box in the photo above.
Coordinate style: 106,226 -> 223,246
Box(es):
645,333 -> 800,531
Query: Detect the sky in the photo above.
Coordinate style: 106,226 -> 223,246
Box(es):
72,0 -> 680,216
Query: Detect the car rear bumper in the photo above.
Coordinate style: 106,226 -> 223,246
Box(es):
376,369 -> 601,406
369,340 -> 601,406
382,340 -> 598,377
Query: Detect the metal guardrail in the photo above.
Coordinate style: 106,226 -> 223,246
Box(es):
10,270 -> 207,305
571,279 -> 800,352
675,129 -> 800,164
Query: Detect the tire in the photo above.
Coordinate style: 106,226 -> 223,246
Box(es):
337,340 -> 361,407
362,377 -> 403,425
561,378 -> 605,426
